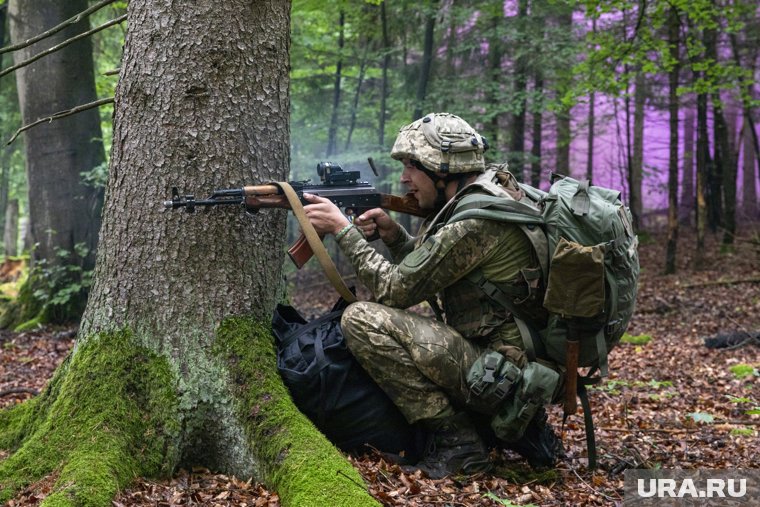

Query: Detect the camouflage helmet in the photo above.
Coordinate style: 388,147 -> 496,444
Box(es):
390,113 -> 487,174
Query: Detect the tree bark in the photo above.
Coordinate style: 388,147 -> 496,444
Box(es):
695,90 -> 710,270
0,2 -> 377,506
586,18 -> 597,183
680,107 -> 695,225
3,199 -> 17,257
509,0 -> 529,181
8,0 -> 104,270
530,70 -> 544,187
743,114 -> 758,219
553,6 -> 573,177
630,71 -> 645,230
412,1 -> 438,121
326,10 -> 345,157
714,95 -> 737,248
378,1 -> 390,150
664,7 -> 680,275
704,28 -> 722,232
486,8 -> 504,161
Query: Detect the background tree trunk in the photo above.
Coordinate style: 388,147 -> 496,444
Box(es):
743,114 -> 758,219
680,107 -> 695,225
8,0 -> 104,269
695,90 -> 710,270
509,0 -> 529,181
3,199 -> 17,257
713,97 -> 736,248
630,71 -> 645,230
664,8 -> 679,274
326,10 -> 345,157
412,1 -> 438,121
530,70 -> 543,187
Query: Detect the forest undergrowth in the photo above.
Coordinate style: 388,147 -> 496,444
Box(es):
1,227 -> 758,506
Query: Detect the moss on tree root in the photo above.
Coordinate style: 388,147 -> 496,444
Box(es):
215,317 -> 380,507
1,318 -> 379,506
0,331 -> 181,506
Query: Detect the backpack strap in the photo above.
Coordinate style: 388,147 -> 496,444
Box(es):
579,370 -> 602,470
466,270 -> 545,362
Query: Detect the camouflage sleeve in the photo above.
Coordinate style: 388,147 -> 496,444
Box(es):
336,219 -> 505,308
384,223 -> 416,262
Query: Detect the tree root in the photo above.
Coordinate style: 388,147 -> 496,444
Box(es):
1,322 -> 380,507
0,331 -> 180,506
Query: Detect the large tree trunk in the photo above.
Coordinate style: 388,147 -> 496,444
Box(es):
7,0 -> 105,324
0,2 -> 377,506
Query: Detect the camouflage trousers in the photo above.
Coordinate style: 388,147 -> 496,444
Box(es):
341,301 -> 526,424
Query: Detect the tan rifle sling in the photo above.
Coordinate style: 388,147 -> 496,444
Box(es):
273,181 -> 357,303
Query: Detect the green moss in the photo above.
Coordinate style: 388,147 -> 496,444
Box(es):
0,330 -> 181,506
0,273 -> 43,330
214,317 -> 379,507
620,333 -> 653,345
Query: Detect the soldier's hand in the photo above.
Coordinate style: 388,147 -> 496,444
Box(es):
302,193 -> 350,236
355,208 -> 400,244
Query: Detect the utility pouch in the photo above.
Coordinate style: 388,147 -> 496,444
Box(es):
543,237 -> 606,318
490,362 -> 559,442
466,351 -> 522,415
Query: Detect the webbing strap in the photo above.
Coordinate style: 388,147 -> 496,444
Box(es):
595,328 -> 608,377
515,317 -> 538,362
273,182 -> 357,303
577,381 -> 597,470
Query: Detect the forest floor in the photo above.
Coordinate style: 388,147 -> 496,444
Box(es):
1,227 -> 759,506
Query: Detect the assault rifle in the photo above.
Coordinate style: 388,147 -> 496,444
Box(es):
163,160 -> 429,268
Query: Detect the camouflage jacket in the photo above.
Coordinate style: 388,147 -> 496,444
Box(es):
336,206 -> 537,349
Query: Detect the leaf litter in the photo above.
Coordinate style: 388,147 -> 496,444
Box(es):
1,229 -> 758,506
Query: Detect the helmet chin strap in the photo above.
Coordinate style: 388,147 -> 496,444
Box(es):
412,159 -> 470,208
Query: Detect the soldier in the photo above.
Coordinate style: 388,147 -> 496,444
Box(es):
303,113 -> 563,478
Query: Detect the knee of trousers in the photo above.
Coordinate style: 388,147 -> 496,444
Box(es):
340,301 -> 386,349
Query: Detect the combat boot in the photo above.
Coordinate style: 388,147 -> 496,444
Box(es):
502,406 -> 564,469
410,412 -> 493,479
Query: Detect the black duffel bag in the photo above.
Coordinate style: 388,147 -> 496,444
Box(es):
273,298 -> 423,460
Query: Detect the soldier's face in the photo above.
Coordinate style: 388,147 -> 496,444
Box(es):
400,158 -> 438,209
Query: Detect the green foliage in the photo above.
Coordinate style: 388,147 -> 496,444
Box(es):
687,412 -> 715,424
30,243 -> 93,324
729,364 -> 759,379
620,333 -> 653,345
483,491 -> 536,507
80,161 -> 110,189
730,428 -> 755,436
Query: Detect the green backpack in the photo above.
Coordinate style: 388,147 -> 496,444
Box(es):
447,166 -> 639,376
446,166 -> 640,467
